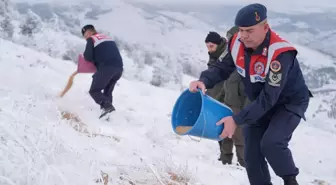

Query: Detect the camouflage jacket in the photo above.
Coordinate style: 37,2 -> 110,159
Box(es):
206,26 -> 248,109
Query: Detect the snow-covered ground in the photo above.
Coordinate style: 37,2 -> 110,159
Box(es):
5,0 -> 336,91
1,35 -> 336,185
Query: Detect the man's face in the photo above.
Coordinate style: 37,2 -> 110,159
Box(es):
239,22 -> 269,49
206,42 -> 218,53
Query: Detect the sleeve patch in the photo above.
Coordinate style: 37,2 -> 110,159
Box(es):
270,60 -> 281,72
268,71 -> 282,86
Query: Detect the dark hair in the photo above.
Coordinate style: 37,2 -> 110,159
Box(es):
205,31 -> 222,45
81,24 -> 96,36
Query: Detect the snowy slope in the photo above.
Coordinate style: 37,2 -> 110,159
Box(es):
6,0 -> 336,127
12,0 -> 216,88
11,1 -> 336,87
1,38 -> 336,185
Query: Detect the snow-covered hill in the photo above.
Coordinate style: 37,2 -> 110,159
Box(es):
0,1 -> 336,184
8,0 -> 336,89
1,35 -> 336,185
4,0 -> 336,131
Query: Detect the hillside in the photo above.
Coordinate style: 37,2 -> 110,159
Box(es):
7,1 -> 336,89
0,1 -> 336,184
1,37 -> 336,185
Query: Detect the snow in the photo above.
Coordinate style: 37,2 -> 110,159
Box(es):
7,0 -> 336,92
295,44 -> 336,68
74,1 -> 213,88
313,84 -> 336,92
292,21 -> 310,29
1,0 -> 336,184
1,36 -> 336,185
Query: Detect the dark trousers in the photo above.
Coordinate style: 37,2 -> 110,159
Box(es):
243,106 -> 301,185
89,66 -> 123,109
218,125 -> 245,166
218,106 -> 245,167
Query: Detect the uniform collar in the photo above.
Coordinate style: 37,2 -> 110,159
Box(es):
240,29 -> 271,56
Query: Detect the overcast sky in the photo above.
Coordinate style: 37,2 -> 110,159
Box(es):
12,0 -> 336,13
128,0 -> 257,4
12,0 -> 251,3
13,0 -> 336,6
128,0 -> 336,13
126,0 -> 335,5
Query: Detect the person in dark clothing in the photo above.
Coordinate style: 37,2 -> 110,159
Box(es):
81,24 -> 123,118
189,3 -> 313,185
204,28 -> 246,167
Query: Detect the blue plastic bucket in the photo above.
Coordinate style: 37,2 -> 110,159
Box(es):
171,89 -> 233,141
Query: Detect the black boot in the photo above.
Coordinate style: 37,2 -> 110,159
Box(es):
220,153 -> 233,165
283,176 -> 299,185
99,106 -> 115,119
99,102 -> 115,119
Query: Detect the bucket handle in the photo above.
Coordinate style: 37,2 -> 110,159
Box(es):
187,90 -> 207,142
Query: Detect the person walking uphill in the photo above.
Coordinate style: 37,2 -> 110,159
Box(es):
204,28 -> 246,167
82,24 -> 123,119
189,3 -> 313,185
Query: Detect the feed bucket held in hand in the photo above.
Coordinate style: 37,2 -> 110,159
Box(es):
171,89 -> 233,141
77,54 -> 96,73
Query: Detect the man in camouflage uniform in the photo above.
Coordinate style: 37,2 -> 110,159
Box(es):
205,27 -> 246,167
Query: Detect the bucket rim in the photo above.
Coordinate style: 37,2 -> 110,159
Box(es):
171,88 -> 204,135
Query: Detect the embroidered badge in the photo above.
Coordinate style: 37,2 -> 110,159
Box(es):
254,61 -> 265,75
270,60 -> 281,72
255,12 -> 260,21
268,71 -> 282,87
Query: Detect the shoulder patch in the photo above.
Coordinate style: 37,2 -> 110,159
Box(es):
268,70 -> 282,87
270,60 -> 281,72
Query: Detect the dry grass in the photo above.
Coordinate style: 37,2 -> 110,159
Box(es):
59,111 -> 191,185
59,111 -> 119,185
313,179 -> 330,185
119,175 -> 136,185
60,110 -> 90,134
59,110 -> 120,141
95,171 -> 109,185
166,172 -> 190,185
162,161 -> 192,185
